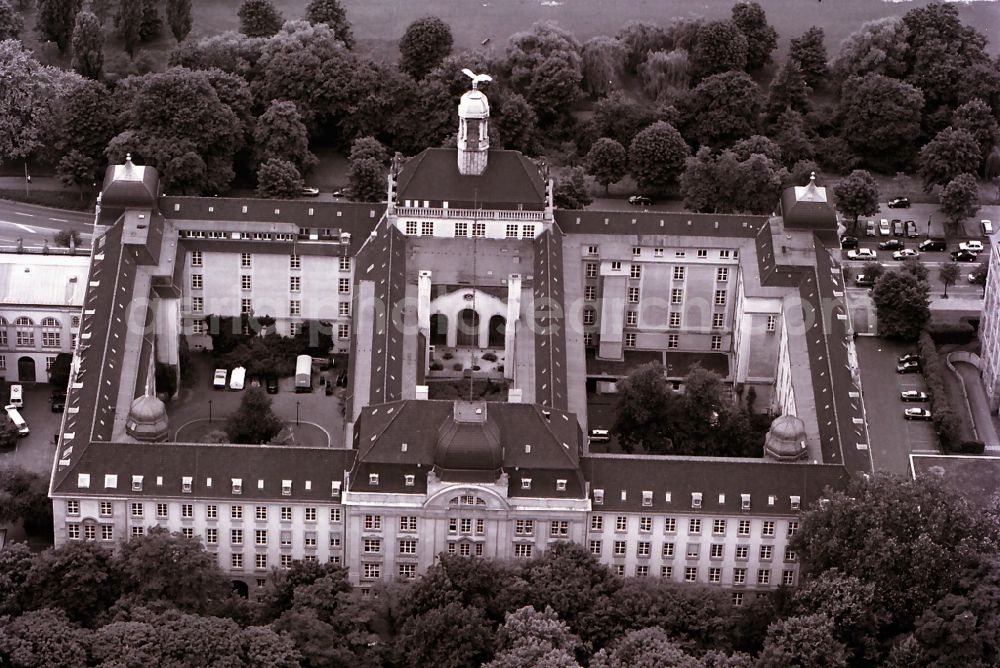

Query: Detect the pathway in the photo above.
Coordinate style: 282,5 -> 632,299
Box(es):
951,357 -> 1000,451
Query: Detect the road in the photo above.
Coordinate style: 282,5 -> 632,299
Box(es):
0,198 -> 95,251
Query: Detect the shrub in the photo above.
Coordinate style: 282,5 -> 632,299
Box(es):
442,352 -> 454,360
472,365 -> 481,371
952,440 -> 985,454
925,321 -> 976,345
429,362 -> 444,371
452,362 -> 463,371
482,352 -> 498,362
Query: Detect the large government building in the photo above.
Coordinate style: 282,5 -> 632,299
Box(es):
49,77 -> 869,605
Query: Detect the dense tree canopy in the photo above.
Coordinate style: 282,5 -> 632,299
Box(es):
839,73 -> 924,171
690,20 -> 748,81
833,169 -> 880,232
304,0 -> 354,48
586,137 -> 627,193
730,1 -> 777,72
399,16 -> 453,80
238,0 -> 283,38
918,126 -> 983,190
165,0 -> 192,43
628,121 -> 689,195
70,10 -> 103,79
36,0 -> 82,52
253,99 -> 315,172
871,269 -> 930,340
681,70 -> 762,149
939,173 -> 980,225
0,1 -> 22,40
789,26 -> 828,87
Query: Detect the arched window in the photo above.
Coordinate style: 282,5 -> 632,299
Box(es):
14,317 -> 34,347
41,317 -> 59,327
41,317 -> 60,348
14,316 -> 32,326
71,315 -> 80,328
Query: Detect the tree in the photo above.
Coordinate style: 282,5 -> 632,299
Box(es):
872,270 -> 930,341
952,98 -> 999,170
861,261 -> 885,284
731,135 -> 782,163
680,147 -> 719,212
116,0 -> 142,57
484,606 -> 582,668
0,468 -> 52,538
70,11 -> 102,79
349,135 -> 389,164
758,614 -> 848,668
399,16 -> 453,80
833,170 -> 880,233
491,90 -> 538,154
253,100 -> 316,172
138,0 -> 160,41
971,261 -> 988,296
586,138 -> 627,193
939,262 -> 960,299
503,22 -> 583,128
616,21 -> 670,74
90,0 -> 112,25
939,173 -> 980,226
553,166 -> 592,209
690,20 -> 748,81
628,121 -> 689,195
225,387 -> 283,443
680,71 -> 762,149
789,27 -> 828,88
165,0 -> 192,43
521,542 -> 619,630
347,157 -> 384,202
48,352 -> 72,388
918,127 -> 982,190
396,602 -> 494,668
612,362 -> 674,453
25,541 -> 121,624
771,110 -> 815,167
580,36 -> 625,97
731,1 -> 777,72
304,0 -> 354,48
639,49 -> 690,101
36,0 -> 83,52
766,59 -> 810,120
592,92 -> 659,149
238,0 -> 283,38
734,153 -> 785,215
0,608 -> 90,668
832,17 -> 909,81
793,572 -> 885,665
591,627 -> 702,668
839,74 -> 924,171
0,542 -> 33,617
255,156 -> 304,197
785,159 -> 821,187
0,416 -> 19,450
0,0 -> 23,39
51,77 -> 115,165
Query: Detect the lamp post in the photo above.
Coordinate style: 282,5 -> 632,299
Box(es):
208,399 -> 212,423
296,401 -> 300,426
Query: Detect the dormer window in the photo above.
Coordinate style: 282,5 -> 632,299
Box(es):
741,493 -> 751,510
156,476 -> 163,486
521,478 -> 532,490
132,475 -> 143,491
304,480 -> 312,491
232,478 -> 242,495
78,473 -> 90,489
104,474 -> 117,489
331,481 -> 341,497
369,474 -> 379,486
718,493 -> 726,504
556,479 -> 567,491
768,495 -> 776,507
665,492 -> 672,503
206,477 -> 213,488
621,490 -> 627,502
642,491 -> 653,507
593,488 -> 604,504
691,492 -> 702,509
401,442 -> 408,452
790,495 -> 801,510
404,474 -> 415,487
282,480 -> 292,496
525,444 -> 531,454
182,476 -> 192,493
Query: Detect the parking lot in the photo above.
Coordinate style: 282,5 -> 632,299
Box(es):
0,382 -> 64,476
855,337 -> 938,474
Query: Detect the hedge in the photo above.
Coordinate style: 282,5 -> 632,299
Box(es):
925,321 -> 976,345
918,330 -> 980,452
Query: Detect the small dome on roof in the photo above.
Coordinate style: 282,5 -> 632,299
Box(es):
764,414 -> 807,461
126,394 -> 169,442
458,90 -> 490,119
434,402 -> 503,481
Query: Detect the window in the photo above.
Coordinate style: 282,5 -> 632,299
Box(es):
719,250 -> 731,259
689,518 -> 701,534
685,567 -> 698,582
738,520 -> 751,536
664,518 -> 676,533
132,526 -> 145,537
613,540 -> 627,556
760,545 -> 773,560
661,565 -> 673,578
624,332 -> 636,348
191,274 -> 203,289
67,524 -> 80,540
41,319 -> 60,347
14,317 -> 33,347
83,525 -> 96,541
331,507 -> 342,522
399,516 -> 417,532
672,266 -> 685,280
783,570 -> 796,586
639,516 -> 652,532
506,224 -> 518,238
668,334 -> 679,349
733,567 -> 746,584
585,263 -> 597,278
584,285 -> 596,301
454,221 -> 468,237
206,505 -> 218,520
398,563 -> 417,579
303,507 -> 316,522
626,311 -> 637,326
130,502 -> 143,517
231,529 -> 244,546
662,542 -> 675,557
590,515 -> 603,531
784,546 -> 797,562
713,313 -> 724,329
255,529 -> 267,546
549,521 -> 569,537
714,290 -> 727,306
364,515 -> 381,531
156,503 -> 168,519
637,541 -> 651,557
583,333 -> 593,346
241,275 -> 252,290
686,543 -> 700,559
252,506 -> 266,521
241,298 -> 252,314
280,555 -> 292,569
669,312 -> 681,329
762,521 -> 775,537
363,538 -> 381,554
767,315 -> 777,332
671,288 -> 683,305
757,569 -> 771,585
231,505 -> 243,520
339,257 -> 351,272
472,222 -> 486,237
514,544 -> 533,558
713,519 -> 726,535
716,267 -> 729,282
363,563 -> 381,580
787,521 -> 799,537
632,246 -> 641,256
630,264 -> 641,279
336,302 -> 350,318
181,504 -> 193,519
523,224 -> 534,237
628,287 -> 640,303
421,221 -> 433,236
709,567 -> 721,583
67,500 -> 80,515
586,540 -> 602,556
289,254 -> 301,269
615,516 -> 627,532
697,249 -> 708,258
289,276 -> 301,292
732,592 -> 744,607
338,324 -> 349,340
405,221 -> 417,235
587,245 -> 599,255
289,300 -> 301,317
241,253 -> 251,268
191,251 -> 203,266
339,278 -> 350,294
0,355 -> 5,369
277,506 -> 291,522
254,554 -> 267,570
201,528 -> 216,545
399,539 -> 417,555
711,544 -> 724,559
189,296 -> 204,314
191,320 -> 206,335
711,335 -> 722,351
611,261 -> 621,271
460,518 -> 472,534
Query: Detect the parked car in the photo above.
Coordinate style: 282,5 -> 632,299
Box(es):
866,220 -> 877,237
892,219 -> 904,236
982,219 -> 994,236
589,429 -> 611,443
887,197 -> 910,208
905,220 -> 918,238
900,391 -> 929,402
213,369 -> 227,390
331,189 -> 345,197
4,405 -> 28,437
951,250 -> 979,262
50,391 -> 66,413
300,186 -> 320,197
904,407 -> 932,421
855,273 -> 876,287
898,353 -> 920,364
8,384 -> 22,408
969,271 -> 985,283
918,239 -> 947,252
897,360 -> 921,374
628,195 -> 653,206
959,240 -> 984,253
265,375 -> 279,394
878,239 -> 904,250
892,249 -> 919,261
840,236 -> 859,250
878,219 -> 891,236
847,248 -> 877,260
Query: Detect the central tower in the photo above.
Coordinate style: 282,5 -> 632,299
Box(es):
457,75 -> 490,176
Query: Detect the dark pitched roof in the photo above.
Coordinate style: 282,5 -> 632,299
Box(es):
51,441 -> 356,502
101,161 -> 159,208
395,148 -> 546,209
582,455 -> 851,515
554,210 -> 768,238
779,182 -> 838,231
533,228 -> 569,409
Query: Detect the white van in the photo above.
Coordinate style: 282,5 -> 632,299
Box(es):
4,405 -> 28,437
982,219 -> 994,236
213,369 -> 228,390
8,384 -> 22,409
229,366 -> 246,391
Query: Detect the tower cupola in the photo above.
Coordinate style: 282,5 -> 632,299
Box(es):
457,69 -> 492,176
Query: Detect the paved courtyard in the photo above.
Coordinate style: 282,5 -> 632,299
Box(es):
0,382 -> 64,476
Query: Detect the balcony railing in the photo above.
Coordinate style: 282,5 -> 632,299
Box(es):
394,207 -> 545,221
